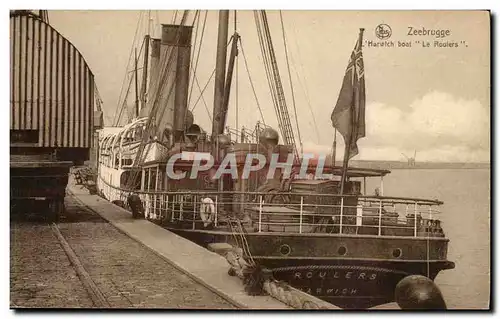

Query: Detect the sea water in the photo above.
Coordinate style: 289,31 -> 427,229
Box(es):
365,168 -> 490,309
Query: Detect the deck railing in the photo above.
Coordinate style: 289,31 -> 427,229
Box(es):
224,121 -> 270,144
96,177 -> 445,238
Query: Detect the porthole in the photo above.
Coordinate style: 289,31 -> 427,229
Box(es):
279,244 -> 291,256
392,248 -> 403,258
337,246 -> 347,256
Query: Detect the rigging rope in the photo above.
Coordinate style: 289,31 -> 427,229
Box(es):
279,11 -> 303,156
234,10 -> 239,131
112,11 -> 144,126
172,10 -> 178,24
188,10 -> 200,71
187,10 -> 207,107
228,219 -> 256,267
289,25 -> 320,143
235,44 -> 239,131
254,11 -> 299,159
254,12 -> 280,128
293,65 -> 321,143
190,68 -> 215,112
255,11 -> 284,143
189,36 -> 235,121
261,12 -> 294,150
114,72 -> 136,127
114,37 -> 147,126
187,11 -> 201,103
238,38 -> 265,125
192,73 -> 214,122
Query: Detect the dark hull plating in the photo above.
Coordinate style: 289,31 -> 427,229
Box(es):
167,226 -> 454,309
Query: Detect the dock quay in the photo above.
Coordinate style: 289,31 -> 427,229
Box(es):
11,193 -> 234,308
68,181 -> 291,309
12,178 -> 316,309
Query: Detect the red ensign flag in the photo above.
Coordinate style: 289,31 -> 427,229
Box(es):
331,29 -> 366,160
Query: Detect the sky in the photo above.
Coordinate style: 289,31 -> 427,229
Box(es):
45,10 -> 491,163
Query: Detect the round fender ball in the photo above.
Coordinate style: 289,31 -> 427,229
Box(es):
395,275 -> 446,310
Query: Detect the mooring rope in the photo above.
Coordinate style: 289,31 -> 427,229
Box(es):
224,250 -> 337,309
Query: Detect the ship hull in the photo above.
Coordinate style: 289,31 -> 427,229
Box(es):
248,258 -> 452,309
167,226 -> 454,309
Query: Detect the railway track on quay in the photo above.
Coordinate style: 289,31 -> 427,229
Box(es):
10,192 -> 237,309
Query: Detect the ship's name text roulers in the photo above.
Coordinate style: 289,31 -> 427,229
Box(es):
407,26 -> 451,38
294,271 -> 377,280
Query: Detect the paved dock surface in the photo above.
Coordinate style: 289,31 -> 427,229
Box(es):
10,179 -> 288,309
68,182 -> 289,309
10,195 -> 235,309
10,223 -> 94,308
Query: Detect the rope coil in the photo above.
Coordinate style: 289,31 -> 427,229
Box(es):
224,248 -> 338,310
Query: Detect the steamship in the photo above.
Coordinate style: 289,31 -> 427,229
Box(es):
95,10 -> 455,309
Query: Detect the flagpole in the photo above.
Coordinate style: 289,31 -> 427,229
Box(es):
332,129 -> 337,167
340,133 -> 351,195
339,48 -> 356,195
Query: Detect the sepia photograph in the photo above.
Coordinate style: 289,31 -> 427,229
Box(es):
8,7 -> 491,311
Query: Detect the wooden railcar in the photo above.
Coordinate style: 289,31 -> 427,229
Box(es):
10,11 -> 96,220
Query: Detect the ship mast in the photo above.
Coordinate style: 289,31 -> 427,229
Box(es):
221,31 -> 240,134
139,40 -> 149,113
211,10 -> 229,144
140,11 -> 151,111
134,48 -> 139,118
